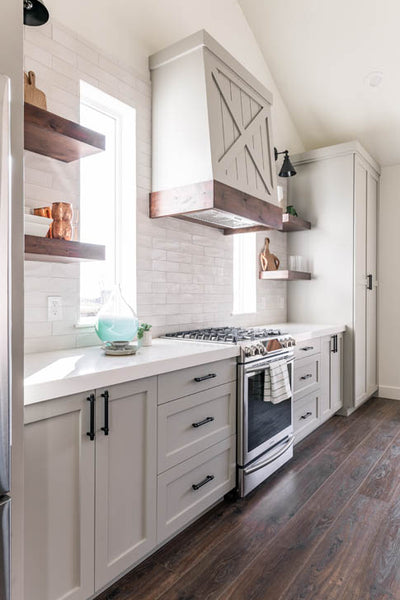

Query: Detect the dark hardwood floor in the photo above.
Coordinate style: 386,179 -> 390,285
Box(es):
96,397 -> 400,600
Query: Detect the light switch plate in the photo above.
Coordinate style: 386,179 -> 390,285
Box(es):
48,296 -> 63,321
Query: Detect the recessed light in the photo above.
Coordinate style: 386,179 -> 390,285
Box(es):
365,71 -> 384,88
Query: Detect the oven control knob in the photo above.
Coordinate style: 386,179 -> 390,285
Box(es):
244,346 -> 252,357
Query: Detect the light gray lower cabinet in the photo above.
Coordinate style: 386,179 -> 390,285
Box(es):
157,437 -> 236,543
94,379 -> 157,592
157,372 -> 237,544
24,377 -> 157,600
24,392 -> 95,600
24,359 -> 236,600
294,334 -> 343,444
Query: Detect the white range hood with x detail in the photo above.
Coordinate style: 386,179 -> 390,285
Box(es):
149,30 -> 283,234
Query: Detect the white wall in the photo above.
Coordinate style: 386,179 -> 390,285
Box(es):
1,1 -> 24,597
378,165 -> 400,399
24,21 -> 292,353
44,0 -> 305,153
24,1 -> 306,353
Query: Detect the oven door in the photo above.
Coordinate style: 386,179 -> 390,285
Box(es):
238,356 -> 294,467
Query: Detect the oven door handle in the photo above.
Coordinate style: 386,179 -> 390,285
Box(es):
243,435 -> 295,475
245,358 -> 294,378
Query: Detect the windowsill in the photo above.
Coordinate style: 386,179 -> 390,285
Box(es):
75,321 -> 96,330
231,311 -> 257,316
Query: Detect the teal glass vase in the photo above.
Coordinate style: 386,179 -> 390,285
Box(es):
95,284 -> 138,344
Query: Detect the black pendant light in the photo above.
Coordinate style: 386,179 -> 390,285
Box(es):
24,0 -> 49,26
274,147 -> 297,178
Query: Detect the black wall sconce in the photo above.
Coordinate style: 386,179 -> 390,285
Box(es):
274,147 -> 297,178
24,0 -> 49,26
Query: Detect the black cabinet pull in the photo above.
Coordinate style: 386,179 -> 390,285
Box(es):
86,394 -> 95,441
300,411 -> 312,420
367,274 -> 373,290
192,416 -> 214,428
331,335 -> 338,354
101,390 -> 109,436
300,346 -> 314,352
194,373 -> 217,382
192,475 -> 214,491
300,373 -> 313,380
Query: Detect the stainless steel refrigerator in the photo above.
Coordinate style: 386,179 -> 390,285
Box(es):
0,72 -> 11,600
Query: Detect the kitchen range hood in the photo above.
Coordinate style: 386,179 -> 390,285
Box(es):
149,30 -> 283,234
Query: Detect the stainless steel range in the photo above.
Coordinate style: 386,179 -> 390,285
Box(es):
164,327 -> 296,497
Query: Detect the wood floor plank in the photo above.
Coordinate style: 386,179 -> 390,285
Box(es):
352,494 -> 400,599
154,401 -> 399,600
94,398 -> 400,600
223,414 -> 400,600
280,493 -> 390,600
359,436 -> 400,502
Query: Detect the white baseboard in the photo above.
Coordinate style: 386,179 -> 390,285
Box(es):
378,386 -> 400,400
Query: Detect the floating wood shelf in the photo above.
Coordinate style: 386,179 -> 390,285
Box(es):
259,270 -> 311,281
281,213 -> 311,232
24,102 -> 106,163
24,235 -> 106,263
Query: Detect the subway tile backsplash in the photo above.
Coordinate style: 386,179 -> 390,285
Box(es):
24,21 -> 287,353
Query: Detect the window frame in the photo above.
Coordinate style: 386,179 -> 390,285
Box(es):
232,232 -> 257,315
78,81 -> 136,327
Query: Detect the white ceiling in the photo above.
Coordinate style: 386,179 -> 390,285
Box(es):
239,0 -> 400,166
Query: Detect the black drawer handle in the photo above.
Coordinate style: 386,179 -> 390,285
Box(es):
194,373 -> 217,382
300,346 -> 314,351
192,416 -> 214,428
86,394 -> 95,441
101,390 -> 109,436
192,475 -> 215,491
300,411 -> 312,420
300,373 -> 313,380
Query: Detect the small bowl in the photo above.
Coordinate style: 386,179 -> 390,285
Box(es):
24,214 -> 53,237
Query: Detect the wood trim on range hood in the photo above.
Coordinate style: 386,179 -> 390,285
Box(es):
149,180 -> 283,235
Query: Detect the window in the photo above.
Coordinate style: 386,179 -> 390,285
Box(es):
79,81 -> 136,324
233,233 -> 256,314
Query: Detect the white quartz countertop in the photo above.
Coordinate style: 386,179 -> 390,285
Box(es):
275,323 -> 346,342
24,339 -> 240,405
24,323 -> 346,406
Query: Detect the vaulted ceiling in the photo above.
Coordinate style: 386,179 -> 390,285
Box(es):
239,0 -> 400,166
45,0 -> 398,166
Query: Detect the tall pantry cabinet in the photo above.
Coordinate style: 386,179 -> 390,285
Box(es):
287,142 -> 380,414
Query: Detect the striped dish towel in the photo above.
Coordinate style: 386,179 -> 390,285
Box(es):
264,360 -> 292,404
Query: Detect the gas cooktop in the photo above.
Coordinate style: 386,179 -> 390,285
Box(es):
163,327 -> 295,362
163,327 -> 284,343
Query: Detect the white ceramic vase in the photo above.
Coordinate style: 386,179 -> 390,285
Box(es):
142,331 -> 152,346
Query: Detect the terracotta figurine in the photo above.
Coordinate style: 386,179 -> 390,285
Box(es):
260,237 -> 280,271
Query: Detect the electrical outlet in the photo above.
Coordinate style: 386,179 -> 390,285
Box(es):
48,296 -> 63,321
278,295 -> 285,309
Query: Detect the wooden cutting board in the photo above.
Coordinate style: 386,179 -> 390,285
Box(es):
24,71 -> 47,110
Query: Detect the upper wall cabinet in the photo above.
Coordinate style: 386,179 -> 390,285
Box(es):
149,30 -> 282,234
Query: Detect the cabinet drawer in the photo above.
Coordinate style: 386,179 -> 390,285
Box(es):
294,338 -> 321,359
294,392 -> 320,443
158,382 -> 236,473
294,354 -> 320,400
157,436 -> 236,543
158,358 -> 237,404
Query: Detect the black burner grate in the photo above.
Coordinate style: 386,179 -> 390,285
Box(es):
164,327 -> 283,343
